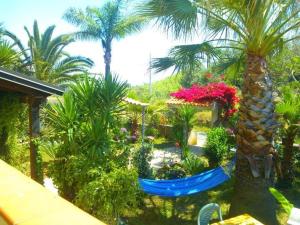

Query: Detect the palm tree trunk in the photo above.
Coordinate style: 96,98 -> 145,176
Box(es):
280,130 -> 297,187
104,47 -> 112,79
230,54 -> 279,224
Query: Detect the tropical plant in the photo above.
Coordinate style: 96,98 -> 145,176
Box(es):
151,43 -> 220,87
133,142 -> 153,179
276,82 -> 300,187
269,43 -> 300,86
5,20 -> 93,83
205,127 -> 229,167
141,0 -> 300,222
182,153 -> 209,175
0,40 -> 23,70
156,163 -> 187,179
63,0 -> 144,78
170,105 -> 197,158
171,82 -> 239,120
43,75 -> 139,223
76,167 -> 139,225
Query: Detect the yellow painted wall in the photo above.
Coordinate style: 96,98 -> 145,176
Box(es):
0,160 -> 106,225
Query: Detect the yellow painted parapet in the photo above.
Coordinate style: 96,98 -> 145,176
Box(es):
0,160 -> 106,225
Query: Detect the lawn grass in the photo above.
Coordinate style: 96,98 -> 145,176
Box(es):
124,169 -> 300,225
124,180 -> 234,225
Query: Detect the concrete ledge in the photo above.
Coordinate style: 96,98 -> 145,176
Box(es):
0,160 -> 106,225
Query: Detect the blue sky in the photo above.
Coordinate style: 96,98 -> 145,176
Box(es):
1,0 -> 201,84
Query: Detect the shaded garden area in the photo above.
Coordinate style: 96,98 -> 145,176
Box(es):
0,0 -> 300,225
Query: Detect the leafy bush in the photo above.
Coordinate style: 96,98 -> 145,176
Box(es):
156,163 -> 186,179
182,153 -> 209,175
76,168 -> 140,224
133,142 -> 153,178
170,105 -> 197,151
0,93 -> 30,175
44,76 -> 140,222
205,127 -> 229,167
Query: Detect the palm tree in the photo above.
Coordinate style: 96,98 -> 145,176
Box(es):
0,24 -> 23,70
63,0 -> 144,79
5,20 -> 93,84
0,40 -> 23,70
142,0 -> 299,222
276,82 -> 300,187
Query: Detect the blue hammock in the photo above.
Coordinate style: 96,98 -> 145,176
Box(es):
139,160 -> 235,197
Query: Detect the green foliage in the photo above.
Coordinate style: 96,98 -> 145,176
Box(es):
269,188 -> 294,215
133,143 -> 153,178
205,127 -> 229,166
0,93 -> 23,161
5,20 -> 93,83
0,40 -> 23,70
269,43 -> 300,85
141,0 -> 300,85
63,0 -> 144,77
182,153 -> 209,176
76,168 -> 139,224
44,75 -> 139,222
276,82 -> 300,127
156,163 -> 187,180
151,43 -> 220,87
128,74 -> 182,102
170,105 -> 197,148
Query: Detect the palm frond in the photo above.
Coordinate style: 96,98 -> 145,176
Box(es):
141,0 -> 199,38
114,15 -> 145,39
151,42 -> 220,74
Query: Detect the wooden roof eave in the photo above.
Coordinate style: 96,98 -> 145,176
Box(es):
0,67 -> 64,97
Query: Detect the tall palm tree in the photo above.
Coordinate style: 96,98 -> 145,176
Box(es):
0,24 -> 22,70
0,40 -> 23,70
142,0 -> 300,222
63,0 -> 144,79
5,21 -> 94,84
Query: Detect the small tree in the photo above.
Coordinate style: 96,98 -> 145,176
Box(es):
205,127 -> 229,167
276,82 -> 300,187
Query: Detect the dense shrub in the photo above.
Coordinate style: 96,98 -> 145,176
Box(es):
171,82 -> 239,118
204,127 -> 229,167
44,76 -> 140,223
76,168 -> 139,224
133,142 -> 153,178
156,163 -> 186,179
0,93 -> 30,175
170,105 -> 197,153
182,153 -> 209,175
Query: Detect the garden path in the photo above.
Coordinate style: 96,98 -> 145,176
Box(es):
150,145 -> 204,169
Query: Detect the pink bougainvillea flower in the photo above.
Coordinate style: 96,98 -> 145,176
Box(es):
171,82 -> 239,118
205,73 -> 213,79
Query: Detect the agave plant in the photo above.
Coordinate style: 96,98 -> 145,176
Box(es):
5,20 -> 93,83
63,0 -> 144,78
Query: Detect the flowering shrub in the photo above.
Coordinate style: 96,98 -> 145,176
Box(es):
171,82 -> 239,118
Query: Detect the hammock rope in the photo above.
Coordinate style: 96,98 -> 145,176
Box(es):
139,160 -> 235,197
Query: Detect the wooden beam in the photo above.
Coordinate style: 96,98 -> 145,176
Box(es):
28,97 -> 43,182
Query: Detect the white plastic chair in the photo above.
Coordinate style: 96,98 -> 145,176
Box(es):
197,203 -> 223,225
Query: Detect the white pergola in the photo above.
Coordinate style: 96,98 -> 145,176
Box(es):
124,97 -> 149,146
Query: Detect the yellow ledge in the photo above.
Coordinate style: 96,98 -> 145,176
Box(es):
0,160 -> 106,225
